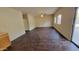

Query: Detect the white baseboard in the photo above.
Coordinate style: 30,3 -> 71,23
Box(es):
10,31 -> 25,41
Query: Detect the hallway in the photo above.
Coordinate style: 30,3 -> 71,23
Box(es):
6,27 -> 79,51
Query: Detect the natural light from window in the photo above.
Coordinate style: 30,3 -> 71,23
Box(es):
54,16 -> 57,24
57,14 -> 62,25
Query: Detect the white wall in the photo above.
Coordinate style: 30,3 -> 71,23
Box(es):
0,8 -> 25,41
27,14 -> 36,30
53,7 -> 75,40
35,15 -> 53,27
23,14 -> 53,31
23,18 -> 29,30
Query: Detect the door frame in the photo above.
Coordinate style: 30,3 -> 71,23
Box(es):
71,7 -> 77,41
71,7 -> 79,48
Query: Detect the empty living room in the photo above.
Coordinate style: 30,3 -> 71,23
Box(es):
0,7 -> 79,51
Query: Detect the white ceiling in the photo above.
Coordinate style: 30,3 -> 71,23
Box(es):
12,7 -> 58,16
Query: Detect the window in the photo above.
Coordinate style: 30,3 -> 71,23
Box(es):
57,14 -> 62,25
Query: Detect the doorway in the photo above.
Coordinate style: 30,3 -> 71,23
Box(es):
23,14 -> 29,31
72,8 -> 79,46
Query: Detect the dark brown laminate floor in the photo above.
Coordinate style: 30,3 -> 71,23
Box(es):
6,27 -> 79,51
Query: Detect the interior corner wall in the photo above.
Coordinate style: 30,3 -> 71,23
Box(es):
35,15 -> 54,27
23,14 -> 54,31
53,7 -> 76,40
27,14 -> 36,30
0,8 -> 25,41
23,18 -> 29,30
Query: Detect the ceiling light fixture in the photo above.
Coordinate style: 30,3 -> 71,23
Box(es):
40,13 -> 44,18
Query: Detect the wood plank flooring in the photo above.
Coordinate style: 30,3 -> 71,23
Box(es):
5,27 -> 79,51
